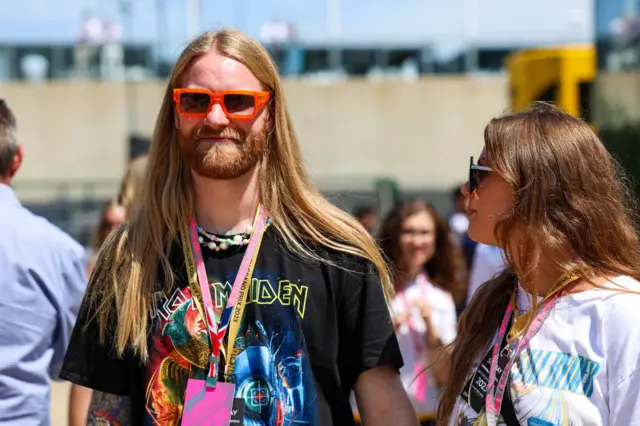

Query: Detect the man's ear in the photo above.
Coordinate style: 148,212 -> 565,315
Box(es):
266,116 -> 274,134
8,144 -> 23,178
266,102 -> 275,133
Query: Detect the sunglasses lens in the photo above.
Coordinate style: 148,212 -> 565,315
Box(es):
179,92 -> 211,114
223,94 -> 256,116
470,169 -> 490,193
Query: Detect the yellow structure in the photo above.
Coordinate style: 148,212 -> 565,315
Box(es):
506,45 -> 596,120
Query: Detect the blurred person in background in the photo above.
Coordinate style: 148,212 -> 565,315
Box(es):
447,186 -> 468,244
354,204 -> 379,234
60,29 -> 416,426
100,20 -> 124,80
0,99 -> 87,425
74,11 -> 102,79
448,185 -> 477,271
465,243 -> 505,306
69,157 -> 148,426
86,201 -> 126,275
439,104 -> 640,425
117,154 -> 148,217
377,199 -> 462,419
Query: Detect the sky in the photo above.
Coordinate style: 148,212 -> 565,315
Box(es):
0,0 -> 607,56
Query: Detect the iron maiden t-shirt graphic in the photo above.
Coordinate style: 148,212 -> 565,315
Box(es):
144,268 -> 317,426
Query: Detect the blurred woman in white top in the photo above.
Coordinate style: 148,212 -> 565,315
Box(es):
378,199 -> 466,415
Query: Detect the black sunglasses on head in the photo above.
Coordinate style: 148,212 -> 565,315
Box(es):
469,156 -> 492,193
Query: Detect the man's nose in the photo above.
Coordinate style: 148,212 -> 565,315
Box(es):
205,102 -> 230,127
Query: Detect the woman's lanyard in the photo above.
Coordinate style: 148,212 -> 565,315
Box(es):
484,272 -> 581,426
180,205 -> 268,389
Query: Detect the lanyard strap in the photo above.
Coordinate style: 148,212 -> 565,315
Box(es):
181,205 -> 268,388
396,273 -> 429,351
508,271 -> 579,340
484,272 -> 580,426
396,272 -> 429,310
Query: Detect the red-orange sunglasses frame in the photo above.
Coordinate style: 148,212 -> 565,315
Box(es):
173,88 -> 271,120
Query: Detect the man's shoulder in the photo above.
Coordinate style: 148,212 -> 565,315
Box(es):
1,205 -> 84,259
33,214 -> 84,255
270,229 -> 376,280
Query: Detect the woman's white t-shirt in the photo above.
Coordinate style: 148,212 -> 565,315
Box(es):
451,276 -> 640,425
393,274 -> 458,414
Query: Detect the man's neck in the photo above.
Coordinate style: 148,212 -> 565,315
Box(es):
192,166 -> 260,235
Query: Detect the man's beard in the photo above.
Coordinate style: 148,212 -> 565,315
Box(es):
178,125 -> 266,180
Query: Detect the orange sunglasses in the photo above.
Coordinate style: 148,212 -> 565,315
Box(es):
173,88 -> 271,120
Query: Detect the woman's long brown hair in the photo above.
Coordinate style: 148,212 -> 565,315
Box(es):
437,102 -> 640,424
378,199 -> 467,305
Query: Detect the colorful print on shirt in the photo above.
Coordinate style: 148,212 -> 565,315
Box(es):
144,270 -> 318,426
454,347 -> 602,426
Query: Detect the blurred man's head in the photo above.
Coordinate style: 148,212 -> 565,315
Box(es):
354,205 -> 379,234
451,185 -> 467,213
0,99 -> 22,184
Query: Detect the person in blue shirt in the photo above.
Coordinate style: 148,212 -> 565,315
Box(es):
0,99 -> 87,426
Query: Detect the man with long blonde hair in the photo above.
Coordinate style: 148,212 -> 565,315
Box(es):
60,29 -> 416,425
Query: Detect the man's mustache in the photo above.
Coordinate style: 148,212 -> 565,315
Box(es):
192,126 -> 243,142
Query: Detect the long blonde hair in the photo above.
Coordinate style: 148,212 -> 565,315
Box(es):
86,29 -> 392,361
437,102 -> 640,424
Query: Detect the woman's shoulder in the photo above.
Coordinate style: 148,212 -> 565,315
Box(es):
569,276 -> 640,306
598,276 -> 640,319
585,276 -> 640,385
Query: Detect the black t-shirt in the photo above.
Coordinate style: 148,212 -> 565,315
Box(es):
60,227 -> 403,425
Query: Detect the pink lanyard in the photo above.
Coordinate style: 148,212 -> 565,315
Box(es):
186,206 -> 268,388
484,288 -> 562,425
396,273 -> 429,350
396,273 -> 429,311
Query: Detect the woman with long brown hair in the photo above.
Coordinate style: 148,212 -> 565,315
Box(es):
438,103 -> 640,425
378,199 -> 466,415
85,201 -> 126,276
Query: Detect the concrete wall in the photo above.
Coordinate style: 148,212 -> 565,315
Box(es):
0,76 -> 508,194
